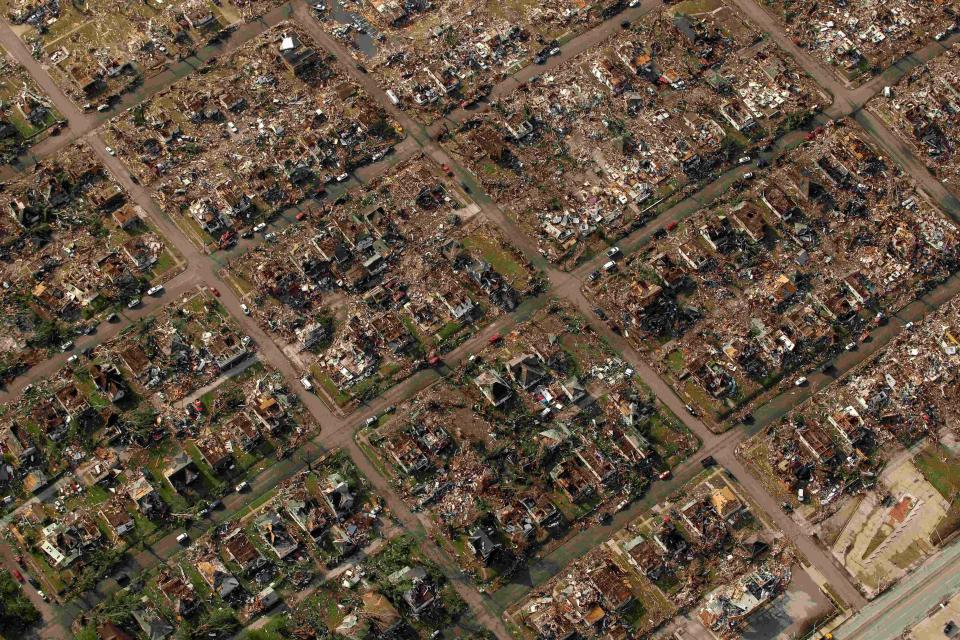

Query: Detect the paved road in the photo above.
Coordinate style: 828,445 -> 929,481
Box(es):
834,536 -> 960,640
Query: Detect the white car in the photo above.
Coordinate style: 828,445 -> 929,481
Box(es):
236,481 -> 250,493
253,222 -> 267,233
127,298 -> 141,309
264,232 -> 276,241
606,246 -> 620,258
176,533 -> 189,544
743,172 -> 754,180
147,285 -> 164,296
66,354 -> 79,364
227,121 -> 238,133
300,376 -> 313,390
336,172 -> 349,182
738,156 -> 751,165
240,303 -> 250,315
794,376 -> 808,387
60,341 -> 74,352
105,146 -> 115,156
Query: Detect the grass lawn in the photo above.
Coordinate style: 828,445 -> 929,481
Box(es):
148,247 -> 178,279
313,367 -> 351,407
463,233 -> 530,289
665,349 -> 685,375
436,320 -> 461,341
915,444 -> 960,502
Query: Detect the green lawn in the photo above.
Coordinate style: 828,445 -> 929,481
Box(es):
915,444 -> 960,502
463,234 -> 531,289
313,368 -> 351,407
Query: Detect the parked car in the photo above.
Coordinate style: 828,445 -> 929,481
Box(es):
147,285 -> 164,296
235,481 -> 250,493
176,532 -> 189,544
127,298 -> 141,309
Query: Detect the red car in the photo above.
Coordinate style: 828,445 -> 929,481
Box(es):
488,333 -> 502,345
441,163 -> 453,176
666,221 -> 678,231
210,287 -> 220,297
296,211 -> 308,221
11,569 -> 23,582
427,354 -> 441,366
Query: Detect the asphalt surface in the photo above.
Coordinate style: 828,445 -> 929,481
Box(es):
2,0 -> 960,637
834,536 -> 960,640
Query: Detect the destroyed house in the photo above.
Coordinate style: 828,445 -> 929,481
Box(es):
323,473 -> 355,518
223,530 -> 262,570
828,406 -> 866,450
797,423 -> 836,463
574,442 -> 616,485
163,451 -> 200,494
222,412 -> 261,450
55,382 -> 88,416
119,343 -> 152,380
474,369 -> 513,407
386,432 -> 430,475
197,558 -> 240,598
623,534 -> 664,578
467,528 -> 501,565
519,494 -> 560,527
590,562 -> 634,611
402,578 -> 436,617
32,400 -> 67,437
251,395 -> 284,432
127,476 -> 164,517
85,182 -> 125,211
192,431 -> 233,473
286,497 -> 330,541
506,353 -> 547,391
257,511 -> 299,559
551,456 -> 598,502
89,363 -> 127,402
730,202 -> 765,242
99,503 -> 134,539
156,573 -> 199,618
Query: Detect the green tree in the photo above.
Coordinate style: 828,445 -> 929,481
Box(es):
0,570 -> 41,634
